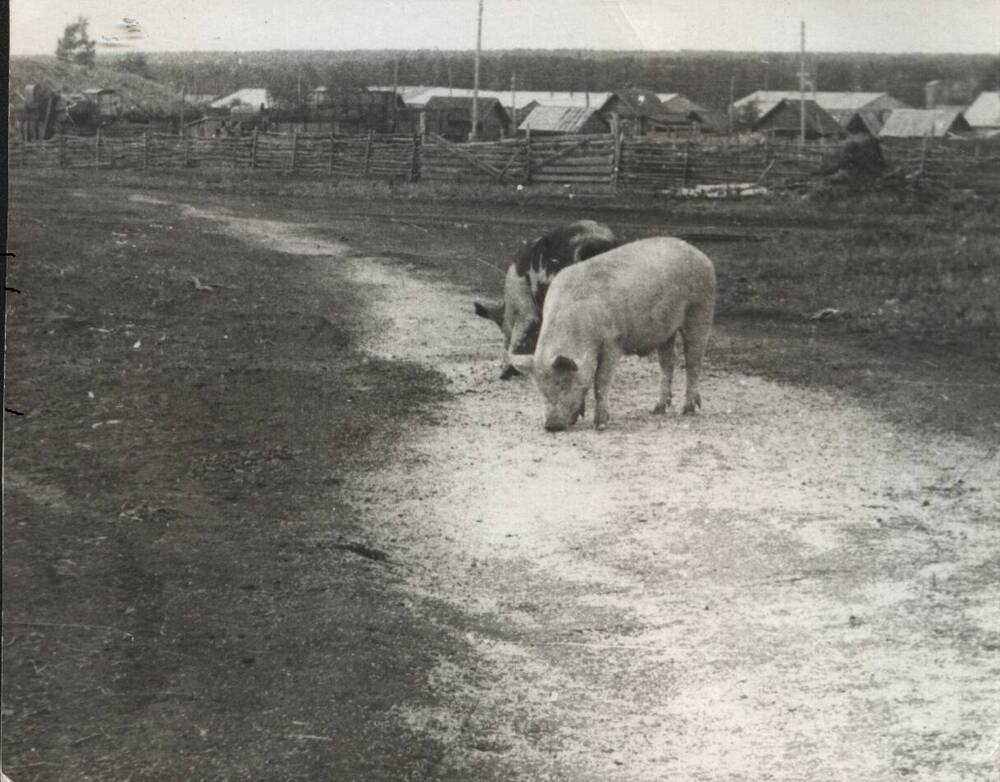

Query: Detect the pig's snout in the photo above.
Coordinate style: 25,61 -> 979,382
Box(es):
545,401 -> 584,432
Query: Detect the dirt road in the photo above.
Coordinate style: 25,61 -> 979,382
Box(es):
176,200 -> 1000,781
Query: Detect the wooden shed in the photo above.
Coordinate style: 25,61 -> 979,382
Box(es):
878,108 -> 972,138
517,105 -> 609,136
753,98 -> 844,140
598,89 -> 670,137
423,96 -> 511,142
82,88 -> 122,119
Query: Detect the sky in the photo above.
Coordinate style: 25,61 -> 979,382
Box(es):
10,0 -> 1000,55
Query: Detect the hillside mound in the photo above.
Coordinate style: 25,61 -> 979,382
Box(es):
10,56 -> 185,117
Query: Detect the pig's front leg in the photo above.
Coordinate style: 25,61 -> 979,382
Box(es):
593,346 -> 621,430
652,334 -> 677,414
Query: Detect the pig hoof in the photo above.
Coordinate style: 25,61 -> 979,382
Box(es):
682,395 -> 702,415
652,403 -> 668,415
594,411 -> 610,429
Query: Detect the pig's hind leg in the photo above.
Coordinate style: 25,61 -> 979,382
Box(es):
680,303 -> 713,415
652,334 -> 678,415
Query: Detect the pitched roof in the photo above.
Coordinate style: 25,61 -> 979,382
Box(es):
689,108 -> 729,132
607,88 -> 669,119
754,98 -> 843,136
878,108 -> 971,138
964,91 -> 1000,128
735,90 -> 897,117
845,110 -> 887,135
517,105 -> 606,133
385,86 -> 610,110
656,93 -> 706,114
424,95 -> 510,118
210,88 -> 274,110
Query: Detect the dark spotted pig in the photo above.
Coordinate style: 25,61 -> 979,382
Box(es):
507,237 -> 716,431
474,220 -> 618,379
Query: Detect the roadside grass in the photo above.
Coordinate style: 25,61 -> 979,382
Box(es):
3,177 -> 454,779
712,220 -> 1000,351
18,166 -> 999,226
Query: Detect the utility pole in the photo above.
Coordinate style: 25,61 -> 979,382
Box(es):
392,55 -> 399,131
729,73 -> 736,135
798,20 -> 807,148
471,0 -> 483,141
510,72 -> 517,132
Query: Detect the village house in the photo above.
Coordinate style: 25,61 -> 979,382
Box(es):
733,90 -> 908,132
752,98 -> 844,140
843,110 -> 889,137
397,86 -> 610,111
273,88 -> 409,134
878,108 -> 972,139
422,95 -> 512,141
517,104 -> 609,135
963,92 -> 1000,138
924,79 -> 977,110
656,93 -> 727,133
597,88 -> 673,136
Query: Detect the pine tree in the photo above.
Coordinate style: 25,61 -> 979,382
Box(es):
55,16 -> 96,68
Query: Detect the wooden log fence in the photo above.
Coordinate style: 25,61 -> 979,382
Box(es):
8,131 -> 1000,194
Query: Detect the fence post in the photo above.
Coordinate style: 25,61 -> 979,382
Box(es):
410,133 -> 420,182
363,129 -> 374,177
419,111 -> 427,142
143,130 -> 150,169
251,129 -> 259,170
328,131 -> 336,173
95,127 -> 102,168
611,114 -> 621,187
232,132 -> 240,169
290,129 -> 298,173
183,134 -> 191,168
682,137 -> 692,188
60,134 -> 67,169
919,134 -> 929,176
525,126 -> 532,184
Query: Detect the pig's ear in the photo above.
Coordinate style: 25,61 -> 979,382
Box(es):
552,355 -> 579,372
473,300 -> 504,326
515,237 -> 546,277
506,353 -> 535,375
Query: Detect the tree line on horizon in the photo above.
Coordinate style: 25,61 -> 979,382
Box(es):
121,49 -> 999,110
43,17 -> 999,112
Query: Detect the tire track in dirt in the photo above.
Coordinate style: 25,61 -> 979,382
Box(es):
141,195 -> 1000,781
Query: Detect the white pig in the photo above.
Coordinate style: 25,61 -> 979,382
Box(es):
507,237 -> 716,431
